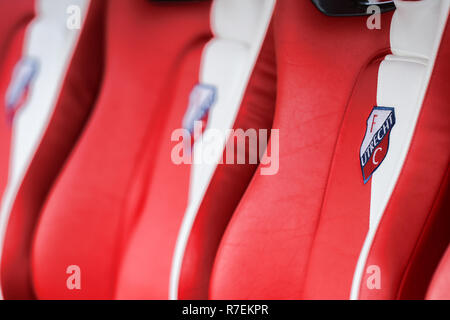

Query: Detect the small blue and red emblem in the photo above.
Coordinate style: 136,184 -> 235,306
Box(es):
360,106 -> 396,184
5,57 -> 39,124
182,83 -> 216,144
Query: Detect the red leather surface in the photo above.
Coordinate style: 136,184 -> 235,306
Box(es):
0,32 -> 26,203
301,56 -> 384,299
0,0 -> 35,210
211,0 -> 449,300
31,0 -> 212,299
0,1 -> 34,69
31,0 -> 276,300
209,0 -> 394,299
427,246 -> 450,300
1,0 -> 105,299
177,25 -> 277,300
359,21 -> 450,300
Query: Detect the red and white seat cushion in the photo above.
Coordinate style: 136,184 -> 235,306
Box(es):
25,0 -> 276,299
210,0 -> 450,300
0,0 -> 104,299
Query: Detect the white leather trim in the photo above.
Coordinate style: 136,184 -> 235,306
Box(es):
350,0 -> 450,300
0,0 -> 91,299
169,0 -> 276,300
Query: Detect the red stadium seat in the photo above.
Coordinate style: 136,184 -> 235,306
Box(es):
27,0 -> 276,300
210,0 -> 450,300
0,0 -> 105,299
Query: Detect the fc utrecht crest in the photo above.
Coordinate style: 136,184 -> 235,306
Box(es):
182,83 -> 216,136
5,57 -> 39,124
360,106 -> 396,184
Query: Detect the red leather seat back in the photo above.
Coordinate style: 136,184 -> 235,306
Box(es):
210,0 -> 449,300
0,0 -> 105,299
30,0 -> 213,300
30,0 -> 277,300
210,0 -> 393,300
0,0 -> 35,202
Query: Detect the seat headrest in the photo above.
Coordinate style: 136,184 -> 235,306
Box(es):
391,0 -> 447,60
211,0 -> 275,45
311,0 -> 396,16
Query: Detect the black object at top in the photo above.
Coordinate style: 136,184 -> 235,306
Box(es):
311,0 -> 396,16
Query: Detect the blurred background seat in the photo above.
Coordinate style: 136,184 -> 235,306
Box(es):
28,0 -> 276,300
0,0 -> 105,299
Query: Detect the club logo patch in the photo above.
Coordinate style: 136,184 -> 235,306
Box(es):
5,57 -> 39,124
182,83 -> 216,136
360,106 -> 396,184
